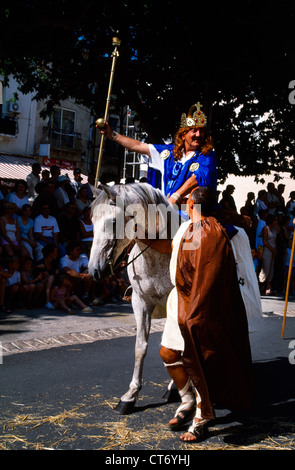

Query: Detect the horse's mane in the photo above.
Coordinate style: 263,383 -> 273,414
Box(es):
91,182 -> 170,210
116,183 -> 170,208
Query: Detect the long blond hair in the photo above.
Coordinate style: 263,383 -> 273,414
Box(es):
173,127 -> 214,161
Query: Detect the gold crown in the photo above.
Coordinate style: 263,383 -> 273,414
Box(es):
180,102 -> 207,128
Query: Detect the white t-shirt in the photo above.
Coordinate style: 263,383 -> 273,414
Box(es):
34,214 -> 60,238
60,254 -> 89,273
6,192 -> 30,209
54,187 -> 70,208
5,269 -> 21,286
26,173 -> 40,200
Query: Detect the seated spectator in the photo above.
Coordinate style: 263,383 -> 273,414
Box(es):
50,273 -> 93,314
5,179 -> 30,214
0,202 -> 22,258
5,256 -> 21,311
57,202 -> 81,249
60,242 -> 93,301
79,206 -> 93,256
34,203 -> 65,261
36,244 -> 60,310
76,185 -> 92,216
54,175 -> 71,210
71,168 -> 83,196
31,181 -> 59,218
16,204 -> 36,260
20,257 -> 44,308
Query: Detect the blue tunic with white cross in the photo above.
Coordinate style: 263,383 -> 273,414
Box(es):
147,144 -> 217,197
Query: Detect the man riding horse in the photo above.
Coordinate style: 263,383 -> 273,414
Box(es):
98,102 -> 217,210
97,103 -> 261,438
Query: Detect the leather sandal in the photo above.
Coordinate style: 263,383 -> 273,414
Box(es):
169,407 -> 196,431
180,419 -> 209,442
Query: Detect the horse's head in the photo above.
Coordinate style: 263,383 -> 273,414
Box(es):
88,185 -> 127,280
88,182 -> 182,280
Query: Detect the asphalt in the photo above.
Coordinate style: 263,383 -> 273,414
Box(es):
0,295 -> 295,452
0,294 -> 294,356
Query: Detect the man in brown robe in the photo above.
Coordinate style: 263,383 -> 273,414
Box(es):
160,187 -> 253,441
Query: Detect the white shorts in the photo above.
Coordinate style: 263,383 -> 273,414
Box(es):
161,287 -> 184,351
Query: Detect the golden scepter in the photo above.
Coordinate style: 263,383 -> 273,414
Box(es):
95,36 -> 121,184
282,226 -> 295,338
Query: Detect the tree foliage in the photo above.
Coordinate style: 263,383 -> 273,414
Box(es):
1,0 -> 295,181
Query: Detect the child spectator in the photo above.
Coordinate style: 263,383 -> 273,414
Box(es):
34,203 -> 65,261
50,273 -> 93,314
60,242 -> 93,301
36,244 -> 60,310
20,258 -> 44,308
5,256 -> 21,311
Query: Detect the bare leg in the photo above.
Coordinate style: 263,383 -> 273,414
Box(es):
160,346 -> 195,428
55,299 -> 73,313
45,275 -> 55,303
69,294 -> 87,309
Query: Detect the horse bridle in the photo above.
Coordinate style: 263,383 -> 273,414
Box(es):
98,239 -> 154,283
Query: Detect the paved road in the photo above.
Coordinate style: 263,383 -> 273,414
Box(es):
0,296 -> 295,451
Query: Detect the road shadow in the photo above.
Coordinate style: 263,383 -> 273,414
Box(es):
116,357 -> 295,448
209,357 -> 295,447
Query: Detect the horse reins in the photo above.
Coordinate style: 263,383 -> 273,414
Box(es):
97,240 -> 155,283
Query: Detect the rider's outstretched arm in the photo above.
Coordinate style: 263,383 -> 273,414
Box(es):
98,121 -> 151,157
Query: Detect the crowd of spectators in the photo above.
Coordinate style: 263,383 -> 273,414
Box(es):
0,164 -> 130,313
219,183 -> 295,296
0,165 -> 294,313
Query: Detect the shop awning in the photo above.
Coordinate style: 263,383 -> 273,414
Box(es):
0,153 -> 87,181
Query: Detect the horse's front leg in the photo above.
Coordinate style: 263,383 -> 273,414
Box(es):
115,296 -> 153,415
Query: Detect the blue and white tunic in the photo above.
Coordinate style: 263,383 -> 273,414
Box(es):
148,144 -> 218,196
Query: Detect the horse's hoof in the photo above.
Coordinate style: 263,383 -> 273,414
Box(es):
114,400 -> 135,415
163,384 -> 180,403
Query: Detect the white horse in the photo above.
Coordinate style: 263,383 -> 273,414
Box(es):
88,182 -> 182,414
88,182 -> 263,414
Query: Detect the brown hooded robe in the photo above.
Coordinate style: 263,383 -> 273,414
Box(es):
176,217 -> 253,420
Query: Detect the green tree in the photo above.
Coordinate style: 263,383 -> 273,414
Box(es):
1,0 -> 295,181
